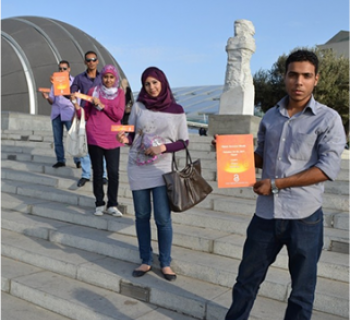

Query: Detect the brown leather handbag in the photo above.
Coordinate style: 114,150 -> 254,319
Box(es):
163,141 -> 213,212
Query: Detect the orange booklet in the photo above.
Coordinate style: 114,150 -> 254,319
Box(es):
74,92 -> 93,102
216,134 -> 256,188
52,72 -> 70,96
111,125 -> 135,132
38,87 -> 51,93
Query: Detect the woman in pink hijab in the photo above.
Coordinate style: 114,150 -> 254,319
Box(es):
72,64 -> 125,217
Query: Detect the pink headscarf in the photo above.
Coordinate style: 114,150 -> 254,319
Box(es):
95,64 -> 121,100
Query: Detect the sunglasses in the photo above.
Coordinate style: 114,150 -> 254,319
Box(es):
59,67 -> 68,71
85,58 -> 97,62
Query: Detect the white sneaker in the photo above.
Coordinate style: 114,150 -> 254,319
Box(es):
94,206 -> 104,216
106,206 -> 123,217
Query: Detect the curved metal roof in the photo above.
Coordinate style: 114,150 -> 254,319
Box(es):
1,16 -> 129,116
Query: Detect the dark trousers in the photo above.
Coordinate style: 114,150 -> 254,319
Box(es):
88,144 -> 120,208
225,208 -> 324,320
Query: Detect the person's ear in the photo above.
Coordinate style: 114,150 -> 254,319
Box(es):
315,74 -> 319,86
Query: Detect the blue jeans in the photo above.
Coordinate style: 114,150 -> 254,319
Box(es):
132,186 -> 172,268
88,145 -> 120,207
80,153 -> 107,179
225,208 -> 324,320
52,115 -> 79,164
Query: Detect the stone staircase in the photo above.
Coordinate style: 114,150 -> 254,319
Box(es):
1,113 -> 349,320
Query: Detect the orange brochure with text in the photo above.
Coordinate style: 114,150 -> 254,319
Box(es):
216,134 -> 256,188
74,92 -> 93,102
111,125 -> 135,132
52,72 -> 70,96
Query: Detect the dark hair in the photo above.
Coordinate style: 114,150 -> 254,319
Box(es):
59,60 -> 70,67
84,50 -> 98,60
285,50 -> 319,74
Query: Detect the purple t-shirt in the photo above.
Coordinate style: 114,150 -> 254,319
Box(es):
49,75 -> 75,121
71,70 -> 101,107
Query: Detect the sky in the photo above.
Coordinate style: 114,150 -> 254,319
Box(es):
1,0 -> 349,91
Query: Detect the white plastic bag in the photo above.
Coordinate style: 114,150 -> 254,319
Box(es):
65,108 -> 88,158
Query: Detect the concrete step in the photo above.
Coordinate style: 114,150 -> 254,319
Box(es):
1,131 -> 53,142
322,192 -> 350,212
2,177 -> 348,253
0,257 -> 71,320
212,190 -> 349,216
1,128 -> 215,149
2,293 -> 74,320
1,138 -> 53,150
2,230 -> 348,319
0,132 -> 213,151
2,239 -> 226,320
2,256 -> 197,320
1,125 -> 349,319
1,146 -> 219,181
0,167 -> 250,213
2,178 -> 97,208
0,128 -> 215,146
0,173 -> 132,214
0,158 -> 212,189
172,205 -> 350,249
331,211 -> 349,230
2,207 -> 348,284
2,153 -> 348,203
2,169 -> 349,253
1,205 -> 231,254
0,222 -> 305,302
0,164 -> 350,253
0,129 -> 350,174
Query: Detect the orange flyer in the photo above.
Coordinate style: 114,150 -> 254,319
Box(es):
111,125 -> 135,132
216,134 -> 256,188
74,92 -> 93,102
52,72 -> 70,96
38,87 -> 51,93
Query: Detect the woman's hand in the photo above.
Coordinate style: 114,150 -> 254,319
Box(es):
144,145 -> 166,156
70,94 -> 80,110
117,131 -> 129,144
92,97 -> 104,109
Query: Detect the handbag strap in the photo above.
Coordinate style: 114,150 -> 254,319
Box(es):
79,108 -> 85,129
180,139 -> 192,165
171,139 -> 193,171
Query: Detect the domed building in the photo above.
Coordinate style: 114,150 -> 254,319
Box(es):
1,16 -> 130,116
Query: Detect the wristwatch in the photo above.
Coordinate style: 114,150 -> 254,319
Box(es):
72,99 -> 77,104
271,178 -> 279,194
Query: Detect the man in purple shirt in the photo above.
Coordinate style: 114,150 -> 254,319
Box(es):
42,60 -> 80,168
224,50 -> 346,320
70,51 -> 107,187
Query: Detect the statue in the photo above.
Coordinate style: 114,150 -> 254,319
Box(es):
219,19 -> 256,115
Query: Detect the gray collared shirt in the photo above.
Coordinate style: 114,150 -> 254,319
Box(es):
255,95 -> 346,220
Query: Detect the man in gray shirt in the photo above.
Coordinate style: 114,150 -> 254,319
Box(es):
225,50 -> 346,320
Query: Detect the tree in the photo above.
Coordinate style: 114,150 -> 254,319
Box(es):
253,47 -> 349,128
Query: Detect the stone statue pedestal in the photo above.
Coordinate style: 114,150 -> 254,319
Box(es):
211,19 -> 259,137
219,84 -> 254,115
208,114 -> 261,137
